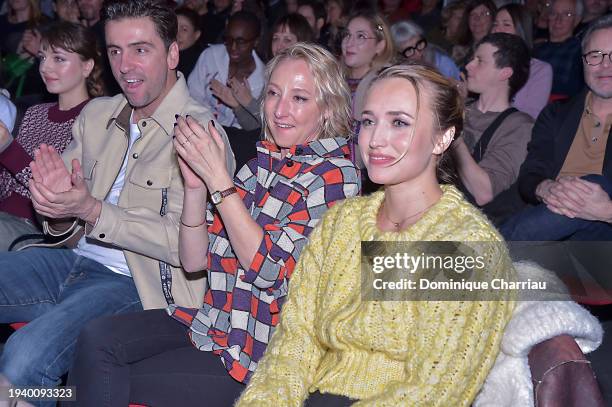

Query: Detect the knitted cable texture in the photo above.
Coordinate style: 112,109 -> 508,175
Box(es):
237,185 -> 516,406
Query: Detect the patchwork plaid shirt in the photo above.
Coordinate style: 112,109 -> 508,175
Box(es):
168,137 -> 360,383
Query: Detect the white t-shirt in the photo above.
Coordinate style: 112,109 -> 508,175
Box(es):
73,118 -> 141,277
187,44 -> 266,129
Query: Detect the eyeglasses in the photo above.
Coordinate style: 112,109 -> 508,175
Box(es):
469,10 -> 491,20
223,36 -> 256,48
548,11 -> 575,19
583,50 -> 612,66
340,31 -> 378,46
401,39 -> 427,58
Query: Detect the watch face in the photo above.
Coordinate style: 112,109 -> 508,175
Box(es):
211,191 -> 222,204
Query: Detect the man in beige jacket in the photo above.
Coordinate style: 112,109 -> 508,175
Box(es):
0,0 -> 235,399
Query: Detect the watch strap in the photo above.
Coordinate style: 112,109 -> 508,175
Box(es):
219,186 -> 237,199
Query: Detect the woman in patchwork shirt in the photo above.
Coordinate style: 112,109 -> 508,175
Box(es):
68,43 -> 360,406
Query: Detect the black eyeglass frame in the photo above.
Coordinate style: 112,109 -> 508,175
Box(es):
401,38 -> 428,58
582,50 -> 612,66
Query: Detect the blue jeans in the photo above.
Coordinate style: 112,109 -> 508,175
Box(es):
0,248 -> 142,406
500,174 -> 612,241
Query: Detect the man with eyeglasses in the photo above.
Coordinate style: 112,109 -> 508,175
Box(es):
187,11 -> 265,129
534,0 -> 585,98
501,14 -> 612,241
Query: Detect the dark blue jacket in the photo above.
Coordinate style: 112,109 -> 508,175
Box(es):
518,89 -> 612,204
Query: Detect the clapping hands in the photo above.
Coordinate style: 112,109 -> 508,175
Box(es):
28,144 -> 99,222
173,116 -> 233,193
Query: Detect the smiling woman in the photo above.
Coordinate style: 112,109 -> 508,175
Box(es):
66,43 -> 360,406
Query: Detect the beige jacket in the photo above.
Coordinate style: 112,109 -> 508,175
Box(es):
41,73 -> 236,309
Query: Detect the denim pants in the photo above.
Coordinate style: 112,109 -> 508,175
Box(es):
500,174 -> 612,241
0,248 -> 142,406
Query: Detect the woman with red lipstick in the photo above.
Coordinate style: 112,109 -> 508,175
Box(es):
67,43 -> 360,406
237,63 -> 516,406
0,21 -> 103,251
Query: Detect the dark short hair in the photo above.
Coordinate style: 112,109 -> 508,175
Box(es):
101,0 -> 177,48
227,10 -> 261,39
175,7 -> 200,32
298,0 -> 327,23
581,13 -> 612,51
271,13 -> 314,43
478,32 -> 530,100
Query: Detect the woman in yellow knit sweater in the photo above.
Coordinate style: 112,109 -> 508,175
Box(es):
236,64 -> 516,406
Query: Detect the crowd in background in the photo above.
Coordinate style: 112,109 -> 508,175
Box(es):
1,0 -> 612,405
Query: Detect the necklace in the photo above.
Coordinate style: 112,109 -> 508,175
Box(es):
380,200 -> 437,231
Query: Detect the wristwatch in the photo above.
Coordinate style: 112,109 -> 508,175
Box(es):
211,186 -> 237,205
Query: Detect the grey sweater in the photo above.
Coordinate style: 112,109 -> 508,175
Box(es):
463,103 -> 535,197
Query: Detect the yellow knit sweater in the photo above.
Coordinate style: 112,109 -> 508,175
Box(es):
236,185 -> 516,406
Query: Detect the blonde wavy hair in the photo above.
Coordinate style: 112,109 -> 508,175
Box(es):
260,42 -> 353,142
368,63 -> 464,181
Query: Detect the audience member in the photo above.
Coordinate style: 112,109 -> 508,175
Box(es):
0,0 -> 48,104
270,13 -> 313,57
492,4 -> 553,119
175,7 -> 206,77
0,21 -> 104,252
502,14 -> 612,241
467,0 -> 496,45
0,0 -> 233,401
391,20 -> 460,80
67,43 -> 360,406
297,0 -> 329,47
534,0 -> 585,98
456,0 -> 497,68
237,63 -> 515,406
342,12 -> 395,127
0,0 -> 44,56
188,11 -> 265,129
452,33 -> 534,225
53,0 -> 79,22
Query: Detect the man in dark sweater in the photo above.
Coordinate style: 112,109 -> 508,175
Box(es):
534,0 -> 585,98
501,15 -> 612,240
